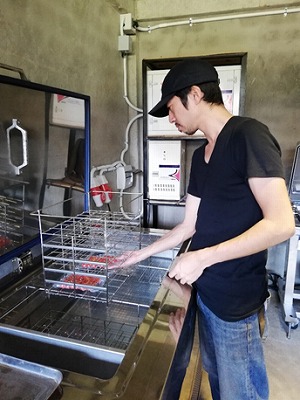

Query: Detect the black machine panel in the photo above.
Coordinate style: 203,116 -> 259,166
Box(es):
0,74 -> 90,288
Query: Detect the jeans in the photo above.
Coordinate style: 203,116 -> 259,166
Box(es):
197,294 -> 269,400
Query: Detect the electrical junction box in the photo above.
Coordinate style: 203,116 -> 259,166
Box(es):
50,94 -> 85,129
117,165 -> 134,190
148,140 -> 185,201
147,65 -> 241,137
118,35 -> 132,53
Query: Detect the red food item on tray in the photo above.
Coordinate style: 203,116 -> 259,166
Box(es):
0,235 -> 12,248
62,274 -> 101,287
82,255 -> 117,269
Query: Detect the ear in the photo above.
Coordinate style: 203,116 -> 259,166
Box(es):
189,85 -> 203,105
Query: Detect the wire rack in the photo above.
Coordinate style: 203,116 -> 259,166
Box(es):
0,195 -> 25,254
34,205 -> 172,304
30,301 -> 140,350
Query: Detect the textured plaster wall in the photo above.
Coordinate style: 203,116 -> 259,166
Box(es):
0,0 -> 299,195
0,0 -> 134,170
136,0 -> 300,21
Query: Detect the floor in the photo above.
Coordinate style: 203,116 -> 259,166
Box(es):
182,288 -> 300,400
261,288 -> 300,400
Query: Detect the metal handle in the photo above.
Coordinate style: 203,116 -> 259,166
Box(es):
0,63 -> 28,80
6,119 -> 28,175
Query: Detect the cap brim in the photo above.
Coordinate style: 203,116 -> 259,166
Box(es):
148,93 -> 174,118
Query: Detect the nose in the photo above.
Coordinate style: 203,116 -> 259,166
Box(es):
168,110 -> 175,124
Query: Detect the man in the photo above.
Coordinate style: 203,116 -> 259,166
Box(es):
119,58 -> 295,399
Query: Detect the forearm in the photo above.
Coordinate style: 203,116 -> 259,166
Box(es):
137,222 -> 195,260
206,217 -> 295,267
169,178 -> 295,286
208,177 -> 296,267
117,194 -> 199,268
134,194 -> 199,262
169,216 -> 295,285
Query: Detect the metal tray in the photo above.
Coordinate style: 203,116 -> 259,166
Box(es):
0,353 -> 62,400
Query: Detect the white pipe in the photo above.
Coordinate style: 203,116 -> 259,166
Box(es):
119,113 -> 143,219
90,112 -> 142,187
135,7 -> 300,33
119,188 -> 143,220
123,56 -> 143,112
120,113 -> 143,164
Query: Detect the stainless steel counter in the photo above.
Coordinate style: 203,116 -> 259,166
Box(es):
0,220 -> 200,399
57,276 -> 195,399
0,270 -> 198,400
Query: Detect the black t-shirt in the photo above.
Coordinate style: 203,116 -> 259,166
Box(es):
188,116 -> 285,321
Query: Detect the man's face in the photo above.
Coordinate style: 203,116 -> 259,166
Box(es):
167,94 -> 198,136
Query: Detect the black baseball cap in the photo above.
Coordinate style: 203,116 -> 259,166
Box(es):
149,58 -> 219,118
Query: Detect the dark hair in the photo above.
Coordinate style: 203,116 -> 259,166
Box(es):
175,82 -> 224,108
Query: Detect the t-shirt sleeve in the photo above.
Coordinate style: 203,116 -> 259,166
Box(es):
232,119 -> 285,179
187,146 -> 204,197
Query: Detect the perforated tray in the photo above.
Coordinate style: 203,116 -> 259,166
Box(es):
0,353 -> 62,400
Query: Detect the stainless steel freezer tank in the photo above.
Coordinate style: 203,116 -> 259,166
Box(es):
0,209 -> 199,399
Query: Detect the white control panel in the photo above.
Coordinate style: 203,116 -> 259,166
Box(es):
148,140 -> 185,201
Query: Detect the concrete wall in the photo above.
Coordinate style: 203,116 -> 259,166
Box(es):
0,0 -> 135,171
136,1 -> 300,21
133,1 -> 300,177
1,1 -> 300,218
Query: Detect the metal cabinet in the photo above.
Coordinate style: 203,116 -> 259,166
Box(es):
275,143 -> 300,337
277,229 -> 300,338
